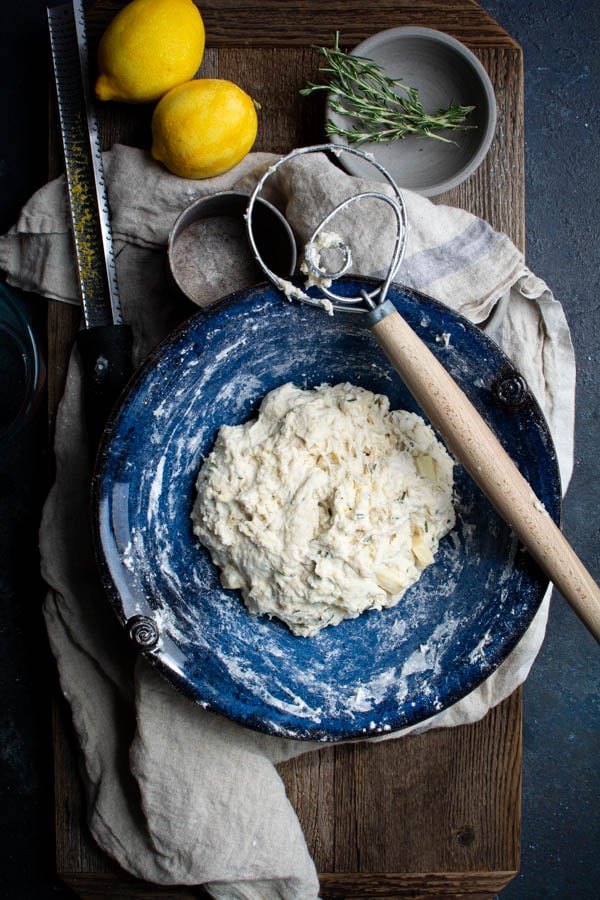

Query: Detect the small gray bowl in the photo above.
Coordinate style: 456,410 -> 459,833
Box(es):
168,191 -> 297,307
326,27 -> 497,197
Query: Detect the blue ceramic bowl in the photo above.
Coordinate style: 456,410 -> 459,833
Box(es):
93,277 -> 560,740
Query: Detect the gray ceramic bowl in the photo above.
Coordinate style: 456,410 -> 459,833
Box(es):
326,27 -> 497,196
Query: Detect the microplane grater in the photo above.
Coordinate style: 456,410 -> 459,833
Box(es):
47,0 -> 122,327
47,0 -> 133,451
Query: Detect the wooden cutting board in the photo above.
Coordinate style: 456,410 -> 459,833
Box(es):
48,2 -> 525,896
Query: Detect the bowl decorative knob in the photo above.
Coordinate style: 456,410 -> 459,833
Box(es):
127,615 -> 159,650
493,372 -> 528,407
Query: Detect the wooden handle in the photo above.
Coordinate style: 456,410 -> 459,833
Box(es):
370,306 -> 600,643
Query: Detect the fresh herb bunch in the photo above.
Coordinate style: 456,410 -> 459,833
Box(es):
301,33 -> 476,145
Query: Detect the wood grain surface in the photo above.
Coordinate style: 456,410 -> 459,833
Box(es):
48,2 -> 525,897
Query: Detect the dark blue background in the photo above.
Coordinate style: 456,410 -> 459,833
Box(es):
0,1 -> 598,897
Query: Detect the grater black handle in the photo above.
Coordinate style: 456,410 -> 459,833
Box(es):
77,323 -> 134,455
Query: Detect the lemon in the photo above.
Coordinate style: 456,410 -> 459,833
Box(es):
151,79 -> 259,179
95,0 -> 205,104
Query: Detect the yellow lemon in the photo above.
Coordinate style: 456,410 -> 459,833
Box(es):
95,0 -> 205,104
151,79 -> 259,179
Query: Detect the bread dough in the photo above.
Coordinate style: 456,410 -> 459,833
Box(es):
191,383 -> 455,637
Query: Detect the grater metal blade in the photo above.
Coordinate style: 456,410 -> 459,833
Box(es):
47,0 -> 122,328
47,0 -> 133,452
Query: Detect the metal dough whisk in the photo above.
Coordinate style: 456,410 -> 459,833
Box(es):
245,143 -> 600,643
246,143 -> 407,315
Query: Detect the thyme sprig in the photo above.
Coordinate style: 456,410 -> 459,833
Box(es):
301,33 -> 476,145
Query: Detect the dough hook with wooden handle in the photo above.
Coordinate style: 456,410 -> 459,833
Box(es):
246,144 -> 600,643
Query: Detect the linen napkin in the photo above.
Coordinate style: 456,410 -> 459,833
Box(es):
0,144 -> 575,898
